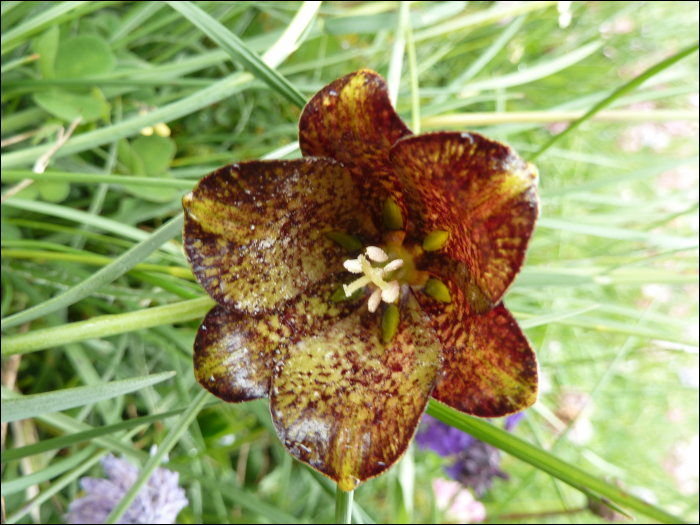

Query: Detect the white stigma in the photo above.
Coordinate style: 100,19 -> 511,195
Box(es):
342,247 -> 403,312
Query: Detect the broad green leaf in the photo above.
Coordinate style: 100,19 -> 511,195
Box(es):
124,135 -> 179,202
131,135 -> 176,175
33,88 -> 109,123
54,34 -> 116,78
33,25 -> 59,78
37,180 -> 70,203
0,371 -> 175,423
117,138 -> 146,176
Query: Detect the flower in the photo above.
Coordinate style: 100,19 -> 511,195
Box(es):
432,478 -> 486,523
417,413 -> 524,496
66,454 -> 188,524
182,69 -> 539,491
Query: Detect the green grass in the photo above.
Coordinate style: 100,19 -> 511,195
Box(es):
1,1 -> 698,524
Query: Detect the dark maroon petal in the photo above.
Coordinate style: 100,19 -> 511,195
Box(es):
299,69 -> 413,230
414,280 -> 538,417
392,131 -> 539,310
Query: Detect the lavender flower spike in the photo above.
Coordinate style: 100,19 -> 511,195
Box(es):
67,454 -> 188,524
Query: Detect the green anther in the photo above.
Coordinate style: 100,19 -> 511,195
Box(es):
382,304 -> 400,343
423,230 -> 449,252
383,198 -> 404,230
332,284 -> 363,303
325,231 -> 363,251
425,278 -> 452,303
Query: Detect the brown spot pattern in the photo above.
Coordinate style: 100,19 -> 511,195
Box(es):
183,159 -> 379,315
299,69 -> 413,232
414,281 -> 538,417
185,69 -> 542,490
392,132 -> 539,310
270,292 -> 440,491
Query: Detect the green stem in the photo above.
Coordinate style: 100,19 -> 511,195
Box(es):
335,487 -> 354,524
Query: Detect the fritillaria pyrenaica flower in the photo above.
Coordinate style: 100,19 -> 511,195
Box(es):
182,69 -> 539,491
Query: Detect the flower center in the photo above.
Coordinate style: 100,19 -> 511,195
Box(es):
342,246 -> 404,313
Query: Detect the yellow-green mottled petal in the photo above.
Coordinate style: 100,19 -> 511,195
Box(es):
193,306 -> 274,402
194,277 -> 366,402
183,159 -> 380,314
270,293 -> 441,491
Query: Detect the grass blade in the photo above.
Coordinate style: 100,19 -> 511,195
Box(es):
531,41 -> 699,160
461,40 -> 602,93
517,305 -> 600,329
0,1 -> 88,53
1,214 -> 184,330
1,199 -> 183,255
0,73 -> 254,169
166,1 -> 307,107
104,389 -> 209,524
0,446 -> 95,497
537,217 -> 698,250
427,401 -> 685,524
1,297 -> 215,356
0,404 -> 218,463
1,170 -> 198,188
0,371 -> 175,423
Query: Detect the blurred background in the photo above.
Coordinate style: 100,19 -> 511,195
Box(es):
1,1 -> 698,523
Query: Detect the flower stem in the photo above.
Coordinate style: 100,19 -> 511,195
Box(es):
334,487 -> 353,524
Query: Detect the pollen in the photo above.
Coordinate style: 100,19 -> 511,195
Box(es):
342,247 -> 403,312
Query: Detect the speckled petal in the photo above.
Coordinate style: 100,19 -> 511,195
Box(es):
391,132 -> 538,311
270,292 -> 441,491
193,306 -> 274,401
183,158 -> 379,314
415,281 -> 538,418
194,277 -> 367,402
299,69 -> 413,230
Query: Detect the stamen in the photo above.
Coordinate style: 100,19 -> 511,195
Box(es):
343,275 -> 372,297
341,248 -> 405,310
381,280 -> 400,303
383,259 -> 403,273
343,259 -> 363,273
366,246 -> 388,262
360,255 -> 388,290
367,288 -> 383,312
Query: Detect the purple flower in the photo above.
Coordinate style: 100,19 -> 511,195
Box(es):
415,415 -> 474,456
417,413 -> 525,496
66,454 -> 188,524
